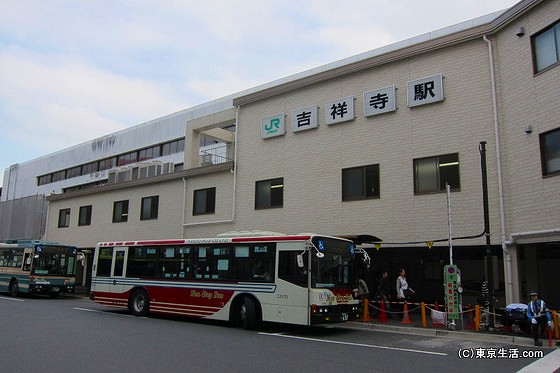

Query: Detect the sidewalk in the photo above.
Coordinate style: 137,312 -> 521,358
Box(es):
347,305 -> 555,348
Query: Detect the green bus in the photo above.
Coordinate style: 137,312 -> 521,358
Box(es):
0,240 -> 78,298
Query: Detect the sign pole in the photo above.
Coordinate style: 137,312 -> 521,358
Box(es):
446,183 -> 453,266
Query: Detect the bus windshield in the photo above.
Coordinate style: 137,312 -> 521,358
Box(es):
311,237 -> 355,288
32,246 -> 77,276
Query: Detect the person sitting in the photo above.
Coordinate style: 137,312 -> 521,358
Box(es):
526,290 -> 553,346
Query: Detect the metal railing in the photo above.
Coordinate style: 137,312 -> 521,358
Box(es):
199,144 -> 233,166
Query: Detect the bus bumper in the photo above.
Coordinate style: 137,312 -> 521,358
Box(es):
29,284 -> 75,295
310,304 -> 360,324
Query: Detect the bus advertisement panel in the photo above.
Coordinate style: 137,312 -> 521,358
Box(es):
90,232 -> 362,328
0,240 -> 78,298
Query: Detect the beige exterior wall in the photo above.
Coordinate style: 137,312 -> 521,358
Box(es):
234,38 -> 502,245
46,180 -> 185,247
182,171 -> 235,237
494,0 -> 560,235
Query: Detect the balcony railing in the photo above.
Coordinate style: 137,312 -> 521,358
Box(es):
199,144 -> 234,166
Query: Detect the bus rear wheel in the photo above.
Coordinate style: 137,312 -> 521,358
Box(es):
129,289 -> 150,316
9,279 -> 19,297
240,296 -> 260,330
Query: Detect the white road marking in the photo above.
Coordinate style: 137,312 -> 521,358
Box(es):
259,332 -> 447,356
0,296 -> 24,302
73,307 -> 142,318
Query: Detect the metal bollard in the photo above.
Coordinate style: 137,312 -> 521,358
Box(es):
421,302 -> 427,328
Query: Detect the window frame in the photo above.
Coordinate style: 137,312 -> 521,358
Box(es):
342,164 -> 380,201
112,200 -> 129,223
140,196 -> 159,220
193,187 -> 216,216
58,208 -> 71,228
255,178 -> 284,210
532,20 -> 560,74
540,127 -> 560,177
78,205 -> 93,226
413,153 -> 460,194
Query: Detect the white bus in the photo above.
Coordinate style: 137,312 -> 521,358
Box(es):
90,232 -> 363,328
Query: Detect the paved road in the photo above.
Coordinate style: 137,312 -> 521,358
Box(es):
0,294 -> 556,372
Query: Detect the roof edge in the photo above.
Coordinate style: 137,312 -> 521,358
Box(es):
233,0 -> 540,106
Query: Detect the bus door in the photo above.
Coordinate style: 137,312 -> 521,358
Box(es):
275,248 -> 310,325
110,247 -> 128,293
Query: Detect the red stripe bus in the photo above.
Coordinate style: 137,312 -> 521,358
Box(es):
89,231 -> 363,328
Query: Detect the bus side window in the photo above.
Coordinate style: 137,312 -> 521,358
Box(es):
234,246 -> 251,280
252,245 -> 275,282
278,251 -> 307,287
96,247 -> 113,277
23,253 -> 31,271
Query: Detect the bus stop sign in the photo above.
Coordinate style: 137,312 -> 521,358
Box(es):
444,265 -> 461,320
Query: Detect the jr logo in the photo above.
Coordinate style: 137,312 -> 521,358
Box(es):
265,118 -> 280,134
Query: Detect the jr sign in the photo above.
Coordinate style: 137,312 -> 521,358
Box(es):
262,114 -> 285,139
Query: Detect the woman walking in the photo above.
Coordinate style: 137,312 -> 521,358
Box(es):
396,268 -> 414,319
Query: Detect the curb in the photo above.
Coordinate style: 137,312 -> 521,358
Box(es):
344,321 -> 541,347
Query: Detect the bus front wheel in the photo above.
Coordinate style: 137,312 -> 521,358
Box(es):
9,279 -> 19,297
129,289 -> 150,316
240,296 -> 260,330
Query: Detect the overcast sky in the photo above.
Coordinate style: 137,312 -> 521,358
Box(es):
0,0 -> 518,187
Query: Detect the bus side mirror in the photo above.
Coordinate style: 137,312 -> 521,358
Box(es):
297,254 -> 304,268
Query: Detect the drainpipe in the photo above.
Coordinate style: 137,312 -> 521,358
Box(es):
182,105 -> 239,229
230,105 -> 239,221
182,177 -> 187,238
484,35 -> 512,304
6,164 -> 18,201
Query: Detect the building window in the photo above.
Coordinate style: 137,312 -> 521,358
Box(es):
533,20 -> 560,73
414,153 -> 460,194
66,166 -> 82,178
255,178 -> 283,209
141,196 -> 159,220
82,161 -> 99,174
51,170 -> 66,182
112,200 -> 129,223
540,128 -> 560,177
99,157 -> 116,171
193,188 -> 216,215
78,205 -> 92,226
117,151 -> 138,166
342,164 -> 380,201
139,146 -> 161,161
162,138 -> 185,156
58,208 -> 71,228
38,174 -> 52,186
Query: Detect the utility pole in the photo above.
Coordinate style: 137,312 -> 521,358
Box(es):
479,141 -> 495,329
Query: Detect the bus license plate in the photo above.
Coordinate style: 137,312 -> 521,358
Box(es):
341,313 -> 348,321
